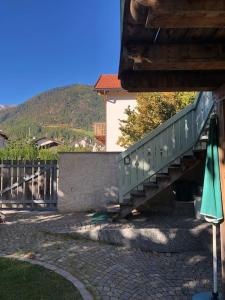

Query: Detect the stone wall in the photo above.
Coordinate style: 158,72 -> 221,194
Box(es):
58,152 -> 119,212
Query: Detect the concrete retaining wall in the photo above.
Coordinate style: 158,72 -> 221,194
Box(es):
58,152 -> 119,212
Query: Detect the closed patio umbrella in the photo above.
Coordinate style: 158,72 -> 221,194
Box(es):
193,115 -> 223,300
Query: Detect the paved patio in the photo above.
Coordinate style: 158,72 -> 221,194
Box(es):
0,212 -> 218,300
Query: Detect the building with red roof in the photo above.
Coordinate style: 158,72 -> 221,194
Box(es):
94,74 -> 137,152
94,74 -> 122,91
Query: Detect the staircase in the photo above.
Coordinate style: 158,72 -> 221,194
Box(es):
118,92 -> 214,218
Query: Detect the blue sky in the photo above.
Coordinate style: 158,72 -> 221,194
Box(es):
0,0 -> 120,104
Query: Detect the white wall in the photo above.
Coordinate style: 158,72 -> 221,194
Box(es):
106,94 -> 136,151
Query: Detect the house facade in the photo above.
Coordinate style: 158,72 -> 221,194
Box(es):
94,74 -> 137,152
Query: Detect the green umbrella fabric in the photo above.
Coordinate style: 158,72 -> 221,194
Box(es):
200,116 -> 224,224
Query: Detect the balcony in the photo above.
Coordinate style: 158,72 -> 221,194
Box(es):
93,122 -> 106,144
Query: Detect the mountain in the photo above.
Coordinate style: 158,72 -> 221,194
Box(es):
0,104 -> 16,110
0,84 -> 105,142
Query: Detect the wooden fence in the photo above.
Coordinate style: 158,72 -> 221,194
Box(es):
0,160 -> 58,210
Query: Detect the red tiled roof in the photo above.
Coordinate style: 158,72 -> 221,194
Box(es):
94,74 -> 122,90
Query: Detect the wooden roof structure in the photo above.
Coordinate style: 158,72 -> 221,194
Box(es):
119,0 -> 225,91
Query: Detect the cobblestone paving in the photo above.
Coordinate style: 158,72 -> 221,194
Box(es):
0,212 -> 217,300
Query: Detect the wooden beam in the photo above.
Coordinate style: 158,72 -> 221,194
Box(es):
126,43 -> 225,71
130,0 -> 148,24
119,70 -> 225,92
146,11 -> 225,28
136,0 -> 225,11
129,0 -> 225,28
134,61 -> 225,71
213,84 -> 225,298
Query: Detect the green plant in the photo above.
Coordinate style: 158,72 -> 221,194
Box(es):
0,140 -> 93,160
118,92 -> 196,147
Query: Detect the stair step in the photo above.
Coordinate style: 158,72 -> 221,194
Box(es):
183,155 -> 197,161
171,158 -> 181,166
160,167 -> 168,174
143,182 -> 159,189
168,166 -> 182,173
137,184 -> 144,191
106,204 -> 120,213
202,126 -> 209,132
149,175 -> 157,183
193,148 -> 206,153
120,206 -> 133,218
199,135 -> 208,142
156,173 -> 170,179
168,165 -> 180,169
121,198 -> 132,205
130,190 -> 146,197
182,154 -> 196,160
120,202 -> 133,207
183,150 -> 194,157
170,163 -> 181,167
158,170 -> 169,175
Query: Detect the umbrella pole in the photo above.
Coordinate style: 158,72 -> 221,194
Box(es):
212,223 -> 219,300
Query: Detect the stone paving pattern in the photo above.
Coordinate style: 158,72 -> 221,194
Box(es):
0,212 -> 219,300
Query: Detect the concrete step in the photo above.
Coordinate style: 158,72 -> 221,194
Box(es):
50,218 -> 211,253
106,204 -> 120,213
120,206 -> 134,218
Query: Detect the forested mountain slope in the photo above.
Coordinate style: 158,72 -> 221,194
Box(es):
0,84 -> 105,141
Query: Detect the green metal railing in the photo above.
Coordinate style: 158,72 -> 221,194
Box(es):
118,92 -> 214,202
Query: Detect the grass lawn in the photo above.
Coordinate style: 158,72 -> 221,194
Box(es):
0,258 -> 83,300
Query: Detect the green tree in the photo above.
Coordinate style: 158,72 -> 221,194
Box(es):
118,92 -> 196,148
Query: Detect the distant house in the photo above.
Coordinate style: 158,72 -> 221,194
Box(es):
79,137 -> 88,148
73,137 -> 96,150
34,137 -> 62,149
0,131 -> 8,148
94,74 -> 137,151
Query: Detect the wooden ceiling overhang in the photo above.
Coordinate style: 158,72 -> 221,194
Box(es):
119,0 -> 225,91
